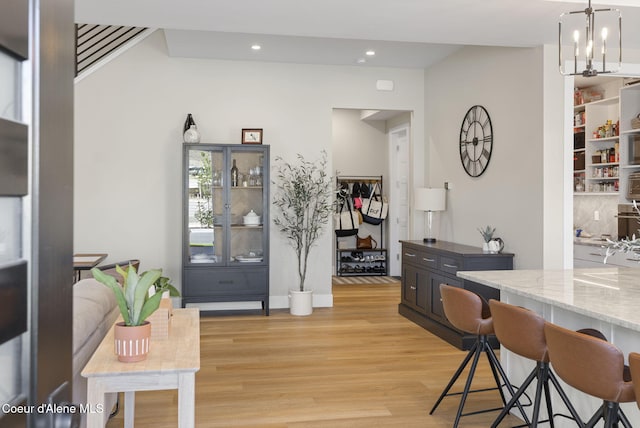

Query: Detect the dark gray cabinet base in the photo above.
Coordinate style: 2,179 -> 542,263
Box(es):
399,240 -> 513,350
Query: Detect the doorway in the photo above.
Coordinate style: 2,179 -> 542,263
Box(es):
331,108 -> 411,278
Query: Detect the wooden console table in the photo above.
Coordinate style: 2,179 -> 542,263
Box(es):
398,240 -> 513,350
82,308 -> 200,427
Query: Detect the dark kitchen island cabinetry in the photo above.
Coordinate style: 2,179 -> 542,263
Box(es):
398,240 -> 513,350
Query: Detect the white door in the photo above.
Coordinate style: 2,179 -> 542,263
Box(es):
388,124 -> 410,276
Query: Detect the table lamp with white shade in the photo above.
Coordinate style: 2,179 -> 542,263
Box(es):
414,188 -> 446,243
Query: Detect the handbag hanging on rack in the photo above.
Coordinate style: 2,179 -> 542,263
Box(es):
361,182 -> 388,225
334,197 -> 359,237
356,235 -> 377,249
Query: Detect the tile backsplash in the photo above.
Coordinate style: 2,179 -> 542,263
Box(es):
573,195 -> 618,238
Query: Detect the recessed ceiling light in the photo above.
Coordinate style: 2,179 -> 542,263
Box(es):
251,44 -> 261,51
365,50 -> 375,56
357,58 -> 366,64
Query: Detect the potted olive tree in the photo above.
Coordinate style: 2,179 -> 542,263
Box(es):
273,151 -> 333,316
91,264 -> 164,362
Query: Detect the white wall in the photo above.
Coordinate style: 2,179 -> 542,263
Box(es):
74,30 -> 425,308
332,109 -> 389,180
424,46 -> 547,269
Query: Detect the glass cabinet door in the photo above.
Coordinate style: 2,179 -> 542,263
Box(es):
229,148 -> 266,264
185,145 -> 268,267
186,148 -> 224,264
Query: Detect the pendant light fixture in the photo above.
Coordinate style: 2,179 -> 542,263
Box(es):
559,0 -> 621,77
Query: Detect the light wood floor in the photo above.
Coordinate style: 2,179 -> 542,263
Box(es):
106,281 -> 522,427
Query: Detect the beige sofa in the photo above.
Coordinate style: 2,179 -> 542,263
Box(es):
72,278 -> 119,427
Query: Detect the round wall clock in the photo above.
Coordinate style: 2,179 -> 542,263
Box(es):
459,105 -> 493,177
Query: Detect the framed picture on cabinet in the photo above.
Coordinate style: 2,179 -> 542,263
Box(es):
242,128 -> 263,144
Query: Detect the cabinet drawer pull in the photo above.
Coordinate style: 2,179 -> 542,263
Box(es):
404,253 -> 416,257
588,253 -> 602,257
219,280 -> 234,284
410,286 -> 416,290
422,257 -> 435,262
443,263 -> 458,269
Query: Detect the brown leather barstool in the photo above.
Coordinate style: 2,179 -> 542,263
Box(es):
544,322 -> 635,428
629,352 -> 640,409
489,300 -> 581,428
430,284 -> 529,428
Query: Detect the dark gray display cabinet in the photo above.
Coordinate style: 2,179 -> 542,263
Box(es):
398,240 -> 513,350
182,143 -> 269,315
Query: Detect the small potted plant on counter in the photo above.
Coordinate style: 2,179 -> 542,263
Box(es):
91,264 -> 163,362
478,225 -> 495,252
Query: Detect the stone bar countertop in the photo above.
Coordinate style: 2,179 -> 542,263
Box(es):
573,237 -> 610,247
457,268 -> 640,332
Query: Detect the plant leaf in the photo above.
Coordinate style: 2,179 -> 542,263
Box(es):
138,291 -> 163,324
132,269 -> 162,325
91,267 -> 131,325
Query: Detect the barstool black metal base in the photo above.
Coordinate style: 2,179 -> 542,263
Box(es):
491,361 -> 582,428
430,334 -> 531,428
584,401 -> 632,428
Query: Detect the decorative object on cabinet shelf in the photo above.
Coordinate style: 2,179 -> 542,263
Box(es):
242,210 -> 260,226
414,188 -> 446,243
183,114 -> 200,143
91,264 -> 164,362
559,0 -> 622,77
273,151 -> 333,316
632,114 -> 640,129
242,128 -> 263,144
183,113 -> 196,134
183,125 -> 200,143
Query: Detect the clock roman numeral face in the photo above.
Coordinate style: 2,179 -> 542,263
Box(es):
459,105 -> 493,177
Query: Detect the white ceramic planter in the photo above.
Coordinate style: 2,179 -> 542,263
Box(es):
289,289 -> 313,316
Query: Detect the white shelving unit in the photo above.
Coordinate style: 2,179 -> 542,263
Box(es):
618,84 -> 640,202
584,96 -> 620,195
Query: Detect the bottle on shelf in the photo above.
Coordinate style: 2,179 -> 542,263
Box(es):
231,159 -> 239,187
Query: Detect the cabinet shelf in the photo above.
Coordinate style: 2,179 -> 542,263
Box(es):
590,162 -> 618,167
574,192 -> 618,196
588,136 -> 619,143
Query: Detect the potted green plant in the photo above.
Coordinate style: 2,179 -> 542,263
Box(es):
272,150 -> 333,316
153,275 -> 181,298
478,225 -> 495,252
91,264 -> 163,362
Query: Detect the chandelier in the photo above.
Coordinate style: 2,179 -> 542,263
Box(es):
559,0 -> 621,77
